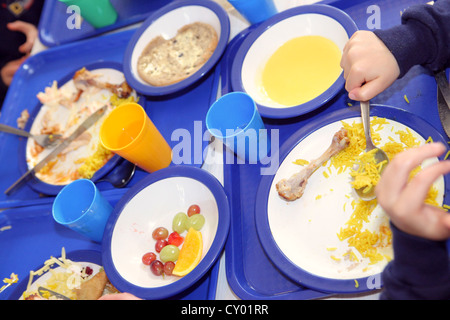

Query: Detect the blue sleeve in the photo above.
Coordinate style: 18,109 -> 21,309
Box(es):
380,223 -> 450,300
373,0 -> 450,78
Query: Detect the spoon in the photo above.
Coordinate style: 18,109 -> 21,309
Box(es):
97,159 -> 136,188
0,123 -> 62,148
353,101 -> 390,201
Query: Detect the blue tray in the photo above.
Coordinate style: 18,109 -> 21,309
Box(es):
0,28 -> 220,209
0,190 -> 219,300
38,0 -> 169,47
223,0 -> 448,299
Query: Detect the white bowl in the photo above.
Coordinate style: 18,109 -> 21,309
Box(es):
101,166 -> 230,299
124,0 -> 230,96
231,4 -> 358,119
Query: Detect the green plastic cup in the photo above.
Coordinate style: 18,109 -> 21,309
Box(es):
59,0 -> 118,29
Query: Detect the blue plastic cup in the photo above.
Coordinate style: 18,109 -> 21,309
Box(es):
227,0 -> 277,24
52,179 -> 113,243
206,92 -> 270,162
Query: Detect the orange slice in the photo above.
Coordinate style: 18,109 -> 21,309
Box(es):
172,227 -> 203,276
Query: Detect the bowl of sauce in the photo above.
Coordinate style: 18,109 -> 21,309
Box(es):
231,4 -> 358,119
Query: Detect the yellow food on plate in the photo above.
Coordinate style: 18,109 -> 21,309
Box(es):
22,248 -> 118,300
76,143 -> 114,180
172,227 -> 203,277
349,149 -> 388,194
329,118 -> 440,265
261,35 -> 342,106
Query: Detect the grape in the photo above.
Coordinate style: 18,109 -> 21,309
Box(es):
142,252 -> 157,265
150,260 -> 164,276
159,244 -> 180,263
152,227 -> 168,240
187,204 -> 201,217
187,214 -> 205,231
168,231 -> 184,247
155,239 -> 168,253
172,212 -> 188,234
163,261 -> 175,276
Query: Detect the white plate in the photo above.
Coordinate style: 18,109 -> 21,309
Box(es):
110,176 -> 218,288
268,118 -> 444,280
18,249 -> 103,300
102,165 -> 230,300
255,105 -> 448,293
25,64 -> 136,189
123,0 -> 230,96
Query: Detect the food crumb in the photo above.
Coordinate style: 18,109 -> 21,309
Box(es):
16,109 -> 30,129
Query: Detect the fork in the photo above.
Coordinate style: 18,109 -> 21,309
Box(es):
0,123 -> 62,148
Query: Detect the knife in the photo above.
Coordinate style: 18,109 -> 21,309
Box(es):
38,286 -> 71,300
435,71 -> 450,138
4,105 -> 108,195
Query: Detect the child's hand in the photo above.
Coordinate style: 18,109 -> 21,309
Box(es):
375,143 -> 450,241
7,20 -> 38,55
1,56 -> 27,86
98,292 -> 142,300
1,21 -> 38,86
340,30 -> 400,101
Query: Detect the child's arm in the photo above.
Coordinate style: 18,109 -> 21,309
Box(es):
341,0 -> 450,101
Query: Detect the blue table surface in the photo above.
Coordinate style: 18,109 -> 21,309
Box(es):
38,0 -> 169,47
222,0 -> 449,300
0,27 -> 220,209
1,0 -> 449,300
0,190 -> 219,300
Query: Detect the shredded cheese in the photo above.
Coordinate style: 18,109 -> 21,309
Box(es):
23,247 -> 87,300
0,225 -> 12,232
0,273 -> 18,293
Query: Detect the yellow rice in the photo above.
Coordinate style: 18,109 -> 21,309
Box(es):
77,143 -> 114,179
293,159 -> 309,166
75,93 -> 139,179
328,117 -> 440,265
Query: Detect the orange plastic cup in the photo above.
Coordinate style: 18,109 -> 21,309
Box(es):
100,103 -> 172,173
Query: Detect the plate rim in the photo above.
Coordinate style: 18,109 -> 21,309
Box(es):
230,4 -> 358,119
122,0 -> 230,96
101,165 -> 230,300
255,104 -> 450,293
17,60 -> 132,195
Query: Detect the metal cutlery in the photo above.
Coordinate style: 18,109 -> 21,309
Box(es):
0,123 -> 62,148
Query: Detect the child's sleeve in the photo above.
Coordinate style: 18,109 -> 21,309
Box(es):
373,0 -> 450,78
380,223 -> 450,300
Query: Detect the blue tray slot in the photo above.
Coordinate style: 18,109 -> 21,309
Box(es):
222,27 -> 331,300
38,0 -> 169,47
0,28 -> 221,209
0,190 -> 219,300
